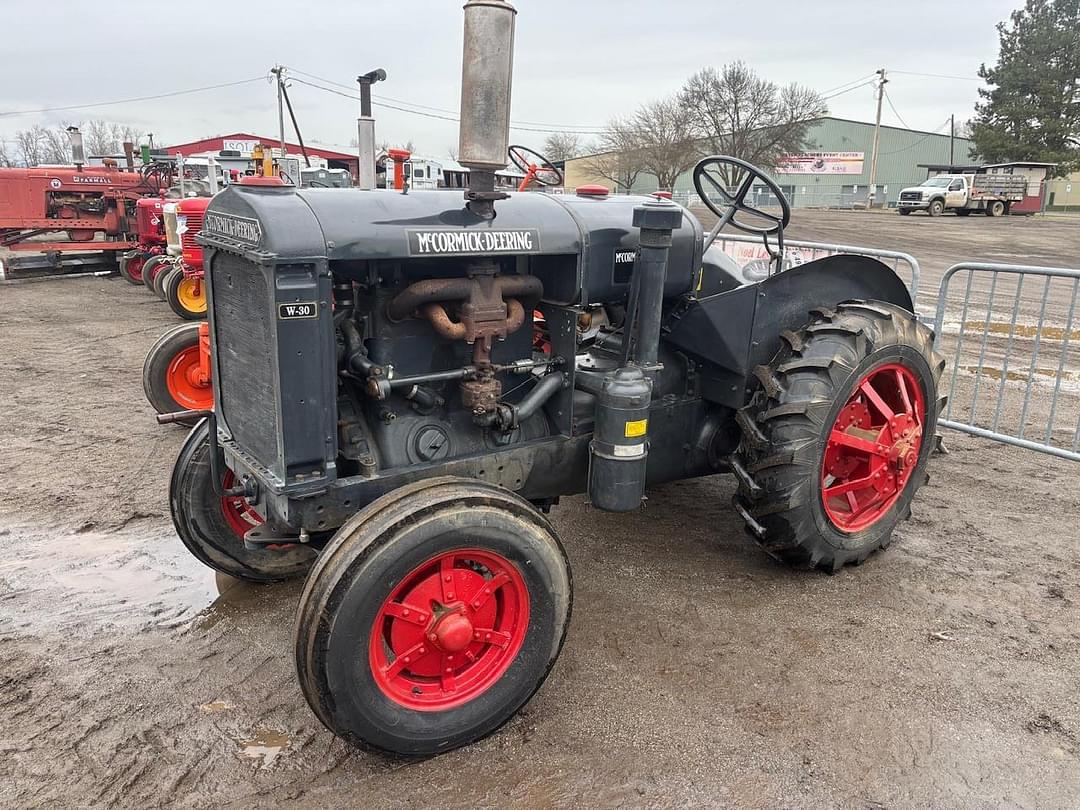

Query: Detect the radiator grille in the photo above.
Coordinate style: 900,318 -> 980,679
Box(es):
211,253 -> 279,468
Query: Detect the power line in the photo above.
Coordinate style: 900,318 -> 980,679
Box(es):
891,70 -> 981,82
882,88 -> 912,130
820,74 -> 877,96
289,67 -> 605,133
821,80 -> 876,101
289,75 -> 607,135
0,76 -> 269,119
878,118 -> 953,156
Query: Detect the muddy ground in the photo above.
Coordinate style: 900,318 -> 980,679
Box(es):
1,211 -> 1079,809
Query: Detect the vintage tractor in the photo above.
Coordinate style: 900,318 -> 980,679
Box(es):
165,0 -> 943,756
119,196 -> 167,285
162,196 -> 211,319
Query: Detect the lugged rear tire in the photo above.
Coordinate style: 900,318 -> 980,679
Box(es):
732,300 -> 946,572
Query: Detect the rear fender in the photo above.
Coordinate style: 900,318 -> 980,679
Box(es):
663,254 -> 913,409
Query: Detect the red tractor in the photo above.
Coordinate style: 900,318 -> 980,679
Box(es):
159,196 -> 211,320
0,163 -> 172,267
119,196 -> 167,285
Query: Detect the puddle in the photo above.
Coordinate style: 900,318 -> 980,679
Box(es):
0,522 -> 273,633
237,728 -> 290,769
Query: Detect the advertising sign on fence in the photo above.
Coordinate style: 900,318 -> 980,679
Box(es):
776,152 -> 865,175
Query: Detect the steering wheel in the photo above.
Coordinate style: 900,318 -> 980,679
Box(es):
693,156 -> 791,250
508,145 -> 563,189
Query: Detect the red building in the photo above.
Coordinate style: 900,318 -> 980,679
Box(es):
164,132 -> 359,179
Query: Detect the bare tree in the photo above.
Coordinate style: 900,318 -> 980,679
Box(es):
680,62 -> 826,181
626,96 -> 701,190
540,132 -> 581,163
0,140 -> 15,167
446,145 -> 459,161
83,120 -> 141,156
582,119 -> 645,191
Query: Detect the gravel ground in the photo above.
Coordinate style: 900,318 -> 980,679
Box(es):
1,211 -> 1079,809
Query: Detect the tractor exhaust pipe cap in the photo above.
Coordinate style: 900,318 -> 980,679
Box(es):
459,0 -> 517,218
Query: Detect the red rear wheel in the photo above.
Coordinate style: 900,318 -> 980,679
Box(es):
821,363 -> 926,532
369,548 -> 530,711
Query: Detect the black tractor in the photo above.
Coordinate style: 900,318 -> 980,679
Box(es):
167,0 -> 943,757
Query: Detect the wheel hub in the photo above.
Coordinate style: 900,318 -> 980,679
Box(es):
432,611 -> 474,652
821,363 -> 926,533
370,549 -> 529,711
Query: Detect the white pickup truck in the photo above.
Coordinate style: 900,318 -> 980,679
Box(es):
897,173 -> 1027,217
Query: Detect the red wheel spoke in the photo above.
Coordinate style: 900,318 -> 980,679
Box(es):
383,601 -> 431,627
847,488 -> 886,520
440,657 -> 457,693
825,471 -> 879,499
860,379 -> 895,420
468,570 -> 511,611
829,429 -> 887,457
383,641 -> 428,679
895,368 -> 913,417
472,628 -> 512,649
439,554 -> 457,602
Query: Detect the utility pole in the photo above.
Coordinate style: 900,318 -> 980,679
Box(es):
949,114 -> 955,168
271,66 -> 287,157
867,68 -> 887,208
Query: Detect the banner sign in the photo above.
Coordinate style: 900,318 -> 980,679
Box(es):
776,152 -> 864,175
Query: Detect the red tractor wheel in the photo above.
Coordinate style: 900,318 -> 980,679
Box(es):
294,477 -> 572,756
170,420 -> 316,582
142,255 -> 168,292
143,323 -> 214,424
165,271 -> 208,320
119,252 -> 147,285
732,300 -> 945,571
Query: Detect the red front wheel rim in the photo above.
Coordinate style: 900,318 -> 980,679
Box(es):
821,363 -> 926,533
165,346 -> 213,411
370,548 -> 530,711
220,470 -> 264,538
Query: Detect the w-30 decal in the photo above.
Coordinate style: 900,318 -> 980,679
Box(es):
407,229 -> 541,256
278,302 -> 318,320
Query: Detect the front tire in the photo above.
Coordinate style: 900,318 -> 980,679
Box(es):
732,300 -> 945,571
142,255 -> 167,292
927,199 -> 944,217
119,251 -> 146,284
170,420 -> 316,582
898,208 -> 911,216
143,322 -> 213,422
295,477 -> 572,756
166,270 -> 208,320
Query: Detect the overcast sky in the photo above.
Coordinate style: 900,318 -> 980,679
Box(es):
1,0 -> 1018,157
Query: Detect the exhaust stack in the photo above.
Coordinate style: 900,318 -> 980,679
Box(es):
458,0 -> 516,219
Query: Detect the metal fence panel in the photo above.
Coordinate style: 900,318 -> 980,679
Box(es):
712,233 -> 922,301
932,262 -> 1080,462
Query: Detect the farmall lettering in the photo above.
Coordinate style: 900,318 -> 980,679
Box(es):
70,175 -> 113,185
409,229 -> 540,256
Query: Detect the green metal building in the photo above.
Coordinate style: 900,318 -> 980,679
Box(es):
567,116 -> 976,208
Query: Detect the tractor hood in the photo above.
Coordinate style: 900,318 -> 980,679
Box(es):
197,183 -> 704,304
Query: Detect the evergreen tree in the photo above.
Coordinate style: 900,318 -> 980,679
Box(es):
971,0 -> 1080,175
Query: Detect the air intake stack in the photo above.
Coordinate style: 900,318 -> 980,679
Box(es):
458,0 -> 517,219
